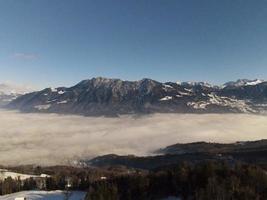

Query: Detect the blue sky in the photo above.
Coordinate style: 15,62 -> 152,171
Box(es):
0,0 -> 267,88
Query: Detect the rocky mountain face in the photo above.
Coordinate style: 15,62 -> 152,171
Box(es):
6,77 -> 267,116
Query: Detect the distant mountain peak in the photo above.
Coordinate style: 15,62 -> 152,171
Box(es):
92,77 -> 120,82
223,79 -> 265,88
181,81 -> 215,88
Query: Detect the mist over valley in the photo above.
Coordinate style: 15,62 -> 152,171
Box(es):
0,109 -> 266,166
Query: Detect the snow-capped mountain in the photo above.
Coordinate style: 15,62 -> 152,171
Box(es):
223,79 -> 264,88
180,81 -> 215,88
0,83 -> 33,106
6,77 -> 267,116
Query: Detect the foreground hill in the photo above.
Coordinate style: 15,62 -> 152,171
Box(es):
0,140 -> 266,200
157,139 -> 267,155
7,77 -> 267,116
87,140 -> 267,170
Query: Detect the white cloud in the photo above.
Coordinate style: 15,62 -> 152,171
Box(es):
0,82 -> 35,94
0,110 -> 266,166
12,53 -> 38,60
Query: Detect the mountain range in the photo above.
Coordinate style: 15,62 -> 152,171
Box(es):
4,77 -> 267,116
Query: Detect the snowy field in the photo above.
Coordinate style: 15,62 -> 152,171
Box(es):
0,191 -> 179,200
0,190 -> 86,200
0,109 -> 267,165
0,169 -> 49,180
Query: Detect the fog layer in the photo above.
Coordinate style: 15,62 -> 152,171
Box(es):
0,109 -> 266,165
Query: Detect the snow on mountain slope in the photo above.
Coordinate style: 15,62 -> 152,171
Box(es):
186,93 -> 256,113
181,81 -> 215,88
6,77 -> 267,115
0,190 -> 86,200
223,79 -> 264,88
245,79 -> 264,86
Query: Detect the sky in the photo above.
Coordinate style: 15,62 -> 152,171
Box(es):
0,0 -> 267,88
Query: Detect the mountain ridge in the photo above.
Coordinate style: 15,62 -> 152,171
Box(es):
6,77 -> 267,116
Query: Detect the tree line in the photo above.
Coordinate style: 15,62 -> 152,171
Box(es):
0,161 -> 267,199
86,162 -> 267,200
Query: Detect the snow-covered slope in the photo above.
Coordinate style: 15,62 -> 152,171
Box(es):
0,190 -> 86,200
0,169 -> 49,180
223,79 -> 264,88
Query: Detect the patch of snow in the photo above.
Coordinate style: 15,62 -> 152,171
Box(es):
57,100 -> 68,104
223,79 -> 264,88
160,96 -> 173,101
58,91 -> 65,95
50,87 -> 57,92
40,174 -> 50,178
15,197 -> 25,200
163,84 -> 173,89
177,91 -> 192,96
162,84 -> 174,91
184,88 -> 193,92
245,79 -> 264,86
187,93 -> 256,113
182,81 -> 214,88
